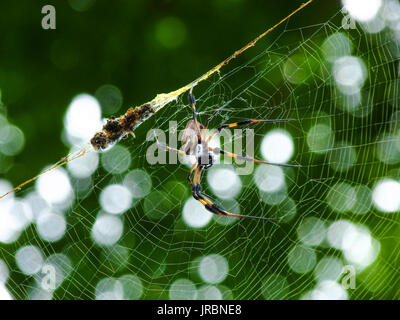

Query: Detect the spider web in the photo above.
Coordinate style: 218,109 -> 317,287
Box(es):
2,1 -> 400,300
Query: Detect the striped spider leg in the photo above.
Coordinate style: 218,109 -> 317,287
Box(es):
156,88 -> 300,221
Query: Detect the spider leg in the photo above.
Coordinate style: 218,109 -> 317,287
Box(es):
218,118 -> 295,131
157,140 -> 198,183
191,166 -> 277,221
188,86 -> 203,143
156,140 -> 187,155
187,163 -> 197,184
210,147 -> 301,168
203,100 -> 232,140
206,118 -> 295,143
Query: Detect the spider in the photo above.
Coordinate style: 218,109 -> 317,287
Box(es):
157,87 -> 300,221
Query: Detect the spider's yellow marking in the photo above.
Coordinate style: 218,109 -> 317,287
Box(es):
206,131 -> 218,144
223,151 -> 238,158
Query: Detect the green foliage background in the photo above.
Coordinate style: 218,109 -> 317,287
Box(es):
2,0 -> 400,300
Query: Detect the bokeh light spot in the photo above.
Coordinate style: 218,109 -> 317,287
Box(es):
287,245 -> 316,274
0,284 -> 13,300
314,256 -> 344,282
67,148 -> 99,179
207,166 -> 242,199
261,129 -> 294,164
254,165 -> 285,193
123,169 -> 152,199
375,133 -> 400,165
307,124 -> 335,154
64,93 -> 102,145
0,259 -> 10,284
101,145 -> 131,174
36,167 -> 73,206
119,274 -> 143,300
169,279 -> 198,300
15,245 -> 43,275
91,214 -> 123,246
197,285 -> 222,300
35,254 -> 73,291
100,184 -> 132,215
155,17 -> 187,49
259,188 -> 287,206
95,84 -> 123,115
342,0 -> 382,22
352,185 -> 372,215
309,280 -> 348,300
327,220 -> 356,250
37,211 -> 67,242
322,33 -> 353,62
342,225 -> 380,269
260,274 -> 289,300
95,277 -> 123,300
199,254 -> 229,284
297,217 -> 326,246
0,125 -> 25,156
183,198 -> 213,228
333,56 -> 367,95
329,141 -> 357,172
326,182 -> 356,213
372,178 -> 400,212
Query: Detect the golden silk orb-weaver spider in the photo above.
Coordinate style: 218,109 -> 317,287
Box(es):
157,87 -> 301,221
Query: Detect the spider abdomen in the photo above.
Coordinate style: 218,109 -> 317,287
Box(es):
195,144 -> 214,169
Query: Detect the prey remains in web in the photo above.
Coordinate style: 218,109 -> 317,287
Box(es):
0,0 -> 313,202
